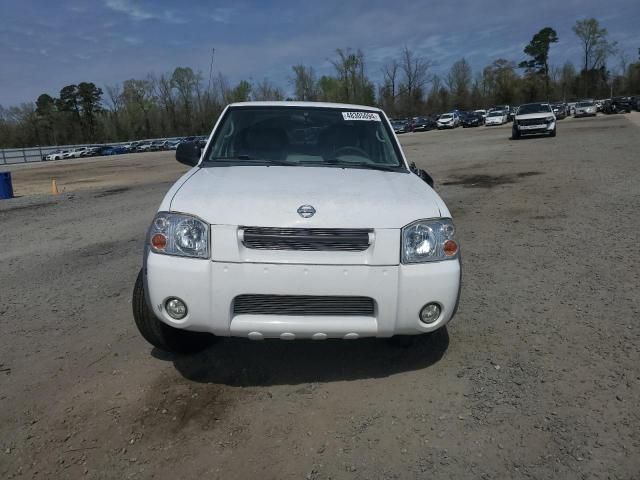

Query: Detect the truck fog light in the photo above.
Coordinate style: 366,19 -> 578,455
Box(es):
165,297 -> 187,320
420,303 -> 441,324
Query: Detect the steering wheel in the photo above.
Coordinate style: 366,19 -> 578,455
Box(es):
332,146 -> 370,159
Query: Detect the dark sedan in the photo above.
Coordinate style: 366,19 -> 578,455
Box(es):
411,116 -> 437,132
551,103 -> 568,119
391,119 -> 410,134
460,112 -> 483,128
603,97 -> 632,114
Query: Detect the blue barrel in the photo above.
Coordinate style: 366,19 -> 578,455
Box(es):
0,172 -> 14,200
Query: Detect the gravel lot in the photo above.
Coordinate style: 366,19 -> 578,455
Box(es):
1,114 -> 639,479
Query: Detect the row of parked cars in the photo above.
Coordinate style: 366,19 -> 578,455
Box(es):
42,135 -> 208,161
390,106 -> 514,133
391,94 -> 639,137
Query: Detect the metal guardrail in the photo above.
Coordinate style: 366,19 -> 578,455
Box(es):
0,137 -> 187,165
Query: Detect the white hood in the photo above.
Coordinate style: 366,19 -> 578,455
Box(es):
168,166 -> 446,229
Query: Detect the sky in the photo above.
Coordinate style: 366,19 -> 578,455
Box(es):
0,0 -> 638,106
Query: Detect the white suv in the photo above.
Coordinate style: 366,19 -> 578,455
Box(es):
574,101 -> 597,117
133,102 -> 461,354
436,112 -> 460,129
512,103 -> 556,138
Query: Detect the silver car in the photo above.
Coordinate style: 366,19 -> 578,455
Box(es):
574,101 -> 597,117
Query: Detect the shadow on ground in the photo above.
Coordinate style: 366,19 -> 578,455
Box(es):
442,171 -> 541,188
154,328 -> 449,387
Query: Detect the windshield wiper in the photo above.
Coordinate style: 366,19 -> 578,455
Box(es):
307,159 -> 403,172
208,155 -> 295,166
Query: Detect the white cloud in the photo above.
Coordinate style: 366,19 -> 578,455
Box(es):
123,36 -> 142,45
210,7 -> 234,24
104,0 -> 185,24
105,0 -> 154,20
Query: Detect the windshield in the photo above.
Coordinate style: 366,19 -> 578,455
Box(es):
204,106 -> 406,171
517,103 -> 551,115
488,111 -> 503,117
576,102 -> 594,107
440,114 -> 453,119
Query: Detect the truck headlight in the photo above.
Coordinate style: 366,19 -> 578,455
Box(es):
545,116 -> 554,122
148,212 -> 209,259
401,218 -> 459,263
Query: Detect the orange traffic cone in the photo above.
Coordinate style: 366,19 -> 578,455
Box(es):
51,179 -> 59,195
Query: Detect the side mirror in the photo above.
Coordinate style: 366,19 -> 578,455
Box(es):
176,141 -> 201,167
409,162 -> 435,188
420,170 -> 435,188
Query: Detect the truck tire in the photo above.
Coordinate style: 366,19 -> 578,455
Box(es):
132,270 -> 215,354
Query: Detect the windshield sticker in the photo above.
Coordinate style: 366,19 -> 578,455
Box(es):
342,112 -> 381,122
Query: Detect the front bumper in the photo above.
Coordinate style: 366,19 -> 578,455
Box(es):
145,254 -> 461,339
515,120 -> 555,134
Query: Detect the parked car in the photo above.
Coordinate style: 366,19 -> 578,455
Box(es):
484,110 -> 509,126
122,142 -> 140,152
61,147 -> 89,158
490,105 -> 510,114
602,97 -> 632,114
44,150 -> 67,161
574,101 -> 597,117
551,103 -> 567,119
149,140 -> 167,151
436,112 -> 460,129
411,116 -> 437,132
612,96 -> 633,113
512,102 -> 556,139
391,119 -> 410,134
80,146 -> 102,157
135,141 -> 153,152
460,112 -> 483,128
96,145 -> 128,156
166,140 -> 182,150
132,101 -> 461,353
474,109 -> 487,120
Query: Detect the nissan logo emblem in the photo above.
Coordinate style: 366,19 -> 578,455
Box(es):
297,205 -> 316,218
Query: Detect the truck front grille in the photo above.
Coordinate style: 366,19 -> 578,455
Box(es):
233,294 -> 375,316
241,227 -> 372,251
518,118 -> 548,126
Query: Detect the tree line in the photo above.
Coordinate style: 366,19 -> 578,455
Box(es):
1,17 -> 638,148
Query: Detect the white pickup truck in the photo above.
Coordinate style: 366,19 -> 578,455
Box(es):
133,102 -> 462,354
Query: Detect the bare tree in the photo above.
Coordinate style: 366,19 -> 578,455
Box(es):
291,65 -> 317,101
447,58 -> 472,109
329,48 -> 374,104
104,84 -> 122,111
573,18 -> 616,72
398,46 -> 431,115
150,73 -> 178,132
382,59 -> 400,99
400,47 -> 430,96
253,78 -> 285,101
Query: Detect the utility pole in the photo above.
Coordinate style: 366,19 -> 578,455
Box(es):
207,48 -> 216,99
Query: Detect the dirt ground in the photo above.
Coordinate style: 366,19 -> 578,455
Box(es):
1,114 -> 639,479
2,152 -> 188,197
